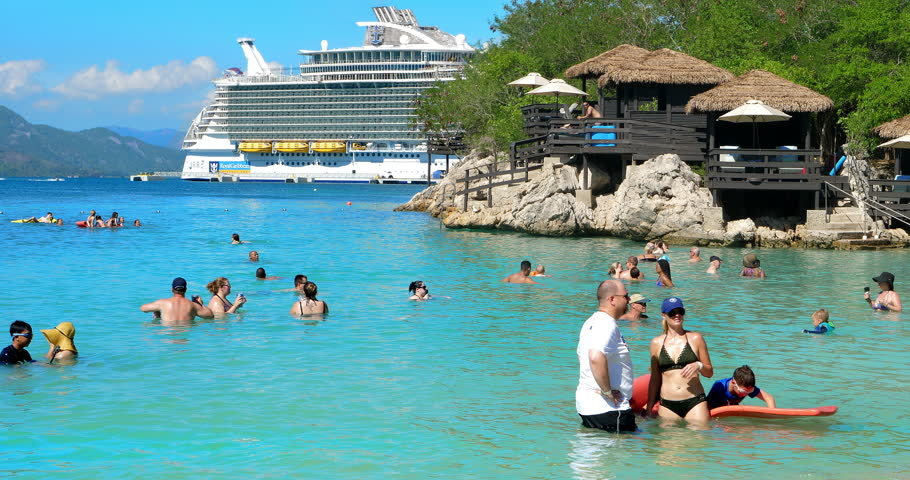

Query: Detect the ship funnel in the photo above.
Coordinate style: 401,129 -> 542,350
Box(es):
237,38 -> 270,76
321,40 -> 328,51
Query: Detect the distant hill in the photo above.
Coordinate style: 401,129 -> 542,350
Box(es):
0,106 -> 184,177
105,126 -> 183,149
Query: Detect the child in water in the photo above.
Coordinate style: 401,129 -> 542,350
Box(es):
706,365 -> 776,410
803,308 -> 835,334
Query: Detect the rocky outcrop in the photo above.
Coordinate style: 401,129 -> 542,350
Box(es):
590,154 -> 713,239
395,151 -> 910,249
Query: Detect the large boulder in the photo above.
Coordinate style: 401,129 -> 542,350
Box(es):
592,154 -> 713,240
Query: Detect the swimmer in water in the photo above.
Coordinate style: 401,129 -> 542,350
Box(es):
408,280 -> 431,300
706,256 -> 722,274
248,251 -> 260,262
529,264 -> 550,277
133,219 -> 142,226
206,277 -> 246,314
706,365 -> 775,410
231,233 -> 249,244
865,272 -> 902,312
608,262 -> 624,279
803,308 -> 835,334
139,277 -> 214,325
502,260 -> 539,284
628,267 -> 642,281
290,281 -> 328,315
688,247 -> 702,263
620,256 -> 641,280
655,259 -> 674,287
255,267 -> 281,281
740,253 -> 767,278
41,321 -> 78,364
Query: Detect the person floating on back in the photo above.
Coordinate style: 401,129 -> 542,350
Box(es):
804,309 -> 835,334
706,365 -> 776,410
502,260 -> 539,284
0,320 -> 35,365
41,321 -> 78,364
139,277 -> 214,324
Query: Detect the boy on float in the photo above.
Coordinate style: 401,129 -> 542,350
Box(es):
706,365 -> 776,410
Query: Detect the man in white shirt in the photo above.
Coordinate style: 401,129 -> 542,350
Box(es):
575,279 -> 636,432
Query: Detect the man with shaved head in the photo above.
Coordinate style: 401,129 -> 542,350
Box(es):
575,279 -> 636,432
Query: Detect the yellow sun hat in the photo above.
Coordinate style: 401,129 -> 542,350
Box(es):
41,322 -> 77,353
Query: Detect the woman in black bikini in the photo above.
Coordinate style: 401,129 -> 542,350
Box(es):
206,277 -> 246,314
646,296 -> 714,424
290,281 -> 328,315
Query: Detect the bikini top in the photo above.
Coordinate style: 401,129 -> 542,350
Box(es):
658,334 -> 698,372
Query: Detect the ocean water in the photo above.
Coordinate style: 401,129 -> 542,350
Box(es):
0,177 -> 908,479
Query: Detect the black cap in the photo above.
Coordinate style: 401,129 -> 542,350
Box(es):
873,272 -> 895,284
709,256 -> 721,262
172,277 -> 188,290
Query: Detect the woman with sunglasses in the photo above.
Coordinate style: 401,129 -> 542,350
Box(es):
646,297 -> 714,424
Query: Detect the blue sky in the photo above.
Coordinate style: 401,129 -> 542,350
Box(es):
0,0 -> 504,132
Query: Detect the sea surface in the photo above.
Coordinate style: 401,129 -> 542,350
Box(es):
1,178 -> 908,479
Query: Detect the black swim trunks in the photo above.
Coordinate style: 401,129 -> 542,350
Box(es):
579,409 -> 637,433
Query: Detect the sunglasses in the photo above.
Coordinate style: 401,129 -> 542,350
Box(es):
612,294 -> 630,301
666,308 -> 686,317
12,333 -> 33,339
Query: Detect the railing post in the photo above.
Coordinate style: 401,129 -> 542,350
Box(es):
463,169 -> 469,211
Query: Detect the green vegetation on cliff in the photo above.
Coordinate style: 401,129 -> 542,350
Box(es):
417,0 -> 910,154
0,106 -> 184,177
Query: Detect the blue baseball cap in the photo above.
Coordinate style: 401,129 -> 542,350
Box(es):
661,297 -> 685,314
172,277 -> 188,290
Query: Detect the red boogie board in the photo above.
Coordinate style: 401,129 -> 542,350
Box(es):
75,221 -> 88,228
630,374 -> 838,419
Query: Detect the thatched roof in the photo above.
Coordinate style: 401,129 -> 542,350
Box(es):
597,48 -> 733,87
685,70 -> 833,113
875,114 -> 910,139
564,44 -> 651,80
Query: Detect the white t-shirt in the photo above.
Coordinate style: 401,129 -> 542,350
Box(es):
575,311 -> 633,415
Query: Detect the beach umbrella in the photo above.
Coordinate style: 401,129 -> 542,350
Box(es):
718,99 -> 791,148
507,72 -> 549,88
878,134 -> 910,149
526,79 -> 588,117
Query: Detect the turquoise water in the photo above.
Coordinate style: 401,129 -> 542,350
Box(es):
1,178 -> 909,479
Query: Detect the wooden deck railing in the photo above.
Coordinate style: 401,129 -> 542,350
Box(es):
705,148 -> 824,190
868,179 -> 910,213
455,157 -> 545,210
512,118 -> 706,164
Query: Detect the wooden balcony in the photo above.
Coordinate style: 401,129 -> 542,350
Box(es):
512,118 -> 707,164
705,148 -> 825,191
868,179 -> 910,213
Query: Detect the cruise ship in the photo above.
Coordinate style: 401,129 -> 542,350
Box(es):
180,6 -> 473,183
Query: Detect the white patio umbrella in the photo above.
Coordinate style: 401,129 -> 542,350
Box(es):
526,79 -> 587,117
507,72 -> 549,88
878,134 -> 910,149
718,99 -> 792,148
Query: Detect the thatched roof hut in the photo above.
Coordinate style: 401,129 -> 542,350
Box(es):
597,48 -> 733,87
564,44 -> 651,80
685,70 -> 833,113
875,114 -> 910,139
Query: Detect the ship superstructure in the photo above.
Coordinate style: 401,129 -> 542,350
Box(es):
181,6 -> 472,182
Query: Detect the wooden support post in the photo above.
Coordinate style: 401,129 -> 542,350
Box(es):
445,154 -> 450,174
802,114 -> 810,149
583,154 -> 589,190
598,87 -> 605,117
463,170 -> 469,211
427,152 -> 432,184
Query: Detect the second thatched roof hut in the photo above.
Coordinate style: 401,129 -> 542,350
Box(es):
875,114 -> 910,139
685,69 -> 833,113
564,44 -> 651,80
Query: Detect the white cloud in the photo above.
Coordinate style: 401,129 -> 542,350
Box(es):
53,57 -> 218,99
32,98 -> 61,111
0,59 -> 47,96
127,99 -> 144,114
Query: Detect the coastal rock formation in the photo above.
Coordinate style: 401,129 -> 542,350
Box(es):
394,150 -> 494,215
591,154 -> 713,240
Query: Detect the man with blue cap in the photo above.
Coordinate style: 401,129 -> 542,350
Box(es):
575,279 -> 636,432
140,277 -> 214,324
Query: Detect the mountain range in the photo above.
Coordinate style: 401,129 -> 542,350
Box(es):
105,126 -> 184,149
0,106 -> 184,177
